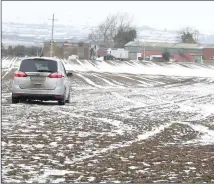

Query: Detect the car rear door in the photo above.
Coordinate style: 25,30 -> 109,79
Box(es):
59,61 -> 70,95
18,58 -> 59,90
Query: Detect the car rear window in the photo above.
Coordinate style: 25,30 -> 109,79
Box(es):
20,59 -> 58,72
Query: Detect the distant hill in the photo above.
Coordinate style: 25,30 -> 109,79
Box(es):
2,22 -> 214,46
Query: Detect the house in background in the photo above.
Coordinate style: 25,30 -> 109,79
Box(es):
43,40 -> 64,58
97,48 -> 111,56
43,40 -> 91,59
170,43 -> 203,62
202,44 -> 214,63
124,41 -> 203,62
42,39 -> 212,63
124,41 -> 142,60
141,42 -> 174,61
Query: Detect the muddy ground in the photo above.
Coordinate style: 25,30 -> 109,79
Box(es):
2,58 -> 214,183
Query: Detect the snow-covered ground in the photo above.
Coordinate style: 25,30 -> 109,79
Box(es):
2,58 -> 214,183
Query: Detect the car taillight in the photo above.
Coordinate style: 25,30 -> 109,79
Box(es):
49,72 -> 62,78
14,71 -> 27,77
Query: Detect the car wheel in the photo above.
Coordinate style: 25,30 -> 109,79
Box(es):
12,98 -> 19,104
20,99 -> 26,103
58,100 -> 65,105
65,91 -> 71,103
58,95 -> 65,105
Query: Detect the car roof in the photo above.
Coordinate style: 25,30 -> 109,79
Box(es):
22,57 -> 61,62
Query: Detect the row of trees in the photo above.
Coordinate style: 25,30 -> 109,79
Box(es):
88,13 -> 199,47
1,44 -> 43,57
88,13 -> 137,48
178,27 -> 199,44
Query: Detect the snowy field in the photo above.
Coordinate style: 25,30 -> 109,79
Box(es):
2,57 -> 214,183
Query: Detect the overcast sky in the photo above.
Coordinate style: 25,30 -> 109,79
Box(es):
2,1 -> 214,33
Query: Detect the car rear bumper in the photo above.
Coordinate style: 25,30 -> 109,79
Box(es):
12,93 -> 64,101
12,84 -> 65,101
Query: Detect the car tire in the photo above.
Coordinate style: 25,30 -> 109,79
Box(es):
12,98 -> 19,104
20,99 -> 26,103
65,90 -> 71,103
58,95 -> 65,105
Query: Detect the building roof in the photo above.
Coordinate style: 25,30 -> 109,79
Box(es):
44,39 -> 71,43
145,42 -> 175,48
44,39 -> 90,44
173,43 -> 203,49
201,44 -> 214,48
97,48 -> 108,51
124,41 -> 204,49
124,41 -> 142,47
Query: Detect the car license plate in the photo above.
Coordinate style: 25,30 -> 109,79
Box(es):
30,76 -> 45,84
30,76 -> 45,81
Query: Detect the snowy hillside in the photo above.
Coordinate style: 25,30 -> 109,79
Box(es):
2,22 -> 214,46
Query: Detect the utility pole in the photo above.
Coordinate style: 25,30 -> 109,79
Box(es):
143,40 -> 146,61
49,14 -> 57,57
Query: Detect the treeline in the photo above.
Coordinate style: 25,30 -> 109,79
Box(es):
1,44 -> 43,57
88,13 -> 137,48
87,12 -> 200,48
178,27 -> 199,44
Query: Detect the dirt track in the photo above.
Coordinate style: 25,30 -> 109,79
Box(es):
2,58 -> 214,183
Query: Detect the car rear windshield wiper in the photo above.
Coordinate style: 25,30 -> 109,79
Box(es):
37,70 -> 55,73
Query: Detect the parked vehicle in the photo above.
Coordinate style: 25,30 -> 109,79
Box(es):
12,57 -> 73,105
111,48 -> 129,60
68,55 -> 79,60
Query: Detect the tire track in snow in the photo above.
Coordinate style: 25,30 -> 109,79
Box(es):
50,108 -> 133,135
57,121 -> 175,165
104,74 -> 128,87
109,79 -> 127,87
76,59 -> 87,67
136,75 -> 165,85
129,76 -> 155,87
85,60 -> 99,68
115,73 -> 154,87
108,60 -> 120,66
124,61 -> 136,67
53,121 -> 213,165
96,117 -> 133,135
91,73 -> 124,88
75,73 -> 104,88
83,60 -> 99,70
111,92 -> 145,107
177,121 -> 214,145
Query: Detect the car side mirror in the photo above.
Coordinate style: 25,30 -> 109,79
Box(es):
66,71 -> 73,77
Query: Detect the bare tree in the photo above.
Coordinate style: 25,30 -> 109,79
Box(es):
193,29 -> 199,43
109,13 -> 133,40
88,13 -> 136,47
177,27 -> 199,44
99,14 -> 118,43
113,27 -> 137,48
88,14 -> 117,44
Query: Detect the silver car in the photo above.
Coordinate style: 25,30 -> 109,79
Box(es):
12,57 -> 73,105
